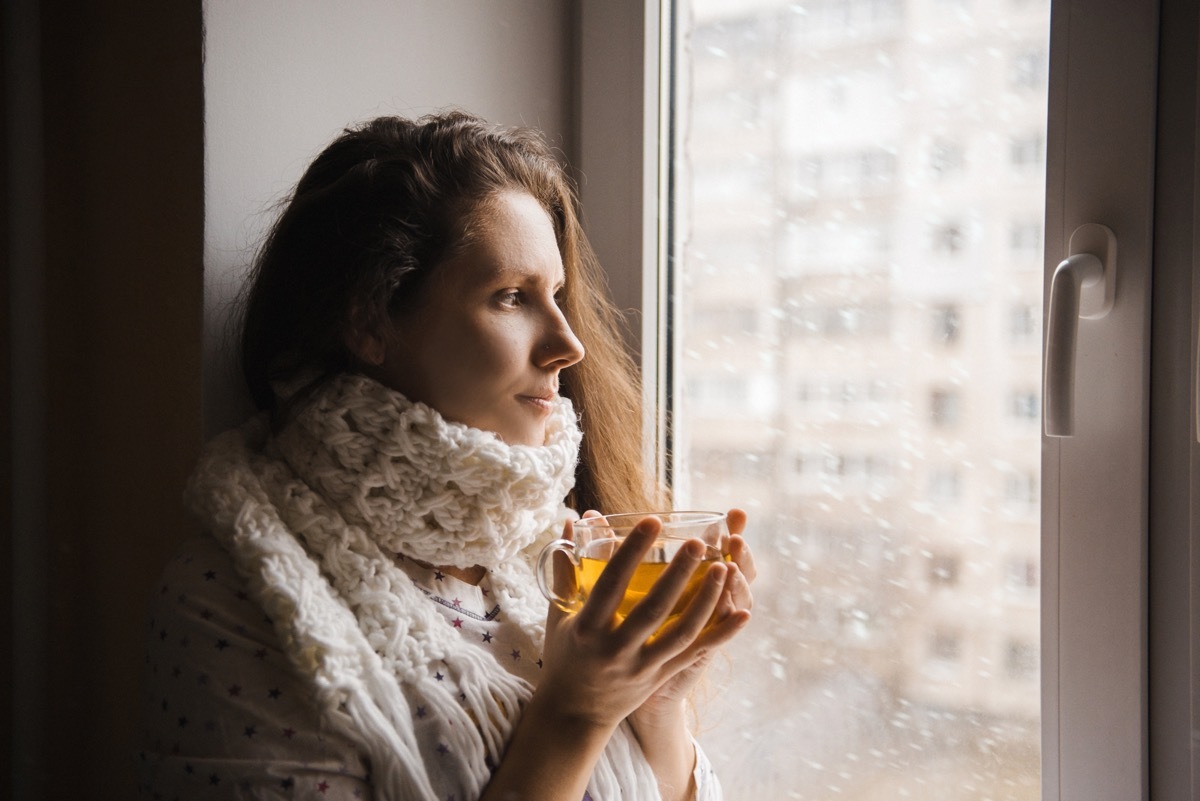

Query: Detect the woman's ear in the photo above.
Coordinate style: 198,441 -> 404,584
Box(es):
344,329 -> 387,366
343,306 -> 388,366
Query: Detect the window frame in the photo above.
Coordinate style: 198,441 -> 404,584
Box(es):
575,1 -> 1190,799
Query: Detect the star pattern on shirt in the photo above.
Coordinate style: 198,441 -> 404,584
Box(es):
140,542 -> 559,799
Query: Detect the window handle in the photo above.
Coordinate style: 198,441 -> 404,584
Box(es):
1043,223 -> 1117,437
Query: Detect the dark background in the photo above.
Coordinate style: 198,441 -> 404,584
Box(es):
4,1 -> 204,797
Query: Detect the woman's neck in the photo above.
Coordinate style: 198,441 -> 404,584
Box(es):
440,564 -> 487,585
405,555 -> 486,585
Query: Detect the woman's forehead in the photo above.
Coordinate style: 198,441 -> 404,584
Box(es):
446,193 -> 566,284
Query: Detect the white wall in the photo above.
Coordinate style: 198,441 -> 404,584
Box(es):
203,0 -> 575,433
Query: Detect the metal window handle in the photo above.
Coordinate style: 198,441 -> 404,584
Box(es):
1043,223 -> 1117,437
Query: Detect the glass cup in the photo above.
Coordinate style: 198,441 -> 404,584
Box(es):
536,511 -> 730,632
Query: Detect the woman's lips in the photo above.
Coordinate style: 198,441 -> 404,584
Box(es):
519,393 -> 555,412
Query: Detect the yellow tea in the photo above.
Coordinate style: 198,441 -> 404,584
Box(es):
577,538 -> 723,631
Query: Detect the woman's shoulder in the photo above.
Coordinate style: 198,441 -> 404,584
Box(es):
140,534 -> 372,796
145,534 -> 278,666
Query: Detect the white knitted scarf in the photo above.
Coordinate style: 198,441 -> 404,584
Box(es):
184,373 -> 661,800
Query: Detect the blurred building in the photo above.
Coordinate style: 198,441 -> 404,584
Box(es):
675,1 -> 1048,797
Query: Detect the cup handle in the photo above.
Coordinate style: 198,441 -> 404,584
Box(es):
536,539 -> 582,613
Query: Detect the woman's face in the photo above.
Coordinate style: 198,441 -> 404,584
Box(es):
374,190 -> 586,446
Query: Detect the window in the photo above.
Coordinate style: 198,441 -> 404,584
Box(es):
931,221 -> 967,254
930,138 -> 965,178
931,304 -> 961,344
1009,220 -> 1042,253
1007,303 -> 1039,344
1003,469 -> 1038,513
1004,639 -> 1039,681
1009,389 -> 1040,421
1004,556 -> 1039,592
1010,48 -> 1048,89
578,0 -> 1173,796
666,3 -> 1046,796
928,552 -> 961,586
930,388 -> 962,426
929,466 -> 963,502
930,628 -> 963,662
1009,135 -> 1044,168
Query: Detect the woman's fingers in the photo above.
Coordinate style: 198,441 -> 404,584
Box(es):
614,538 -> 712,643
727,534 -> 758,585
573,517 -> 660,630
638,557 -> 729,656
658,604 -> 751,676
726,508 -> 747,536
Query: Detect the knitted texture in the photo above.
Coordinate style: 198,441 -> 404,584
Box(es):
183,374 -> 661,801
272,374 -> 582,568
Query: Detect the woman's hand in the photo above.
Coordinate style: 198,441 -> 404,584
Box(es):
482,515 -> 747,801
628,508 -> 756,726
536,515 -> 750,731
539,509 -> 754,801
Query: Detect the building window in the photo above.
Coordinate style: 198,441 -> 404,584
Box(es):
1005,639 -> 1039,681
1004,556 -> 1039,592
1009,135 -> 1045,168
929,466 -> 963,502
930,138 -> 965,178
1004,470 -> 1039,512
931,222 -> 967,254
1009,390 -> 1039,421
1011,48 -> 1048,89
1009,220 -> 1042,253
931,305 -> 961,344
929,553 -> 961,586
1007,302 -> 1039,343
931,388 -> 962,426
931,628 -> 963,662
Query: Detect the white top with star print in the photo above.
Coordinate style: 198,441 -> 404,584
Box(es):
138,535 -> 721,801
138,534 -> 549,800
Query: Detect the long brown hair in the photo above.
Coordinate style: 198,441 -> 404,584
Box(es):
239,111 -> 664,514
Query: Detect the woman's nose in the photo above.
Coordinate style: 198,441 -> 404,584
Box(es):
538,308 -> 585,369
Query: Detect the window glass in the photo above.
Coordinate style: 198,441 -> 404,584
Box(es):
669,1 -> 1049,798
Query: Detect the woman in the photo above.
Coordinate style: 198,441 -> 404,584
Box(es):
139,111 -> 754,801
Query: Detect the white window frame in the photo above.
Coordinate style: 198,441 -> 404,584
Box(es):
576,1 -> 1195,799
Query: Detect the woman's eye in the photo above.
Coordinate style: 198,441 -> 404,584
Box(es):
498,290 -> 521,307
